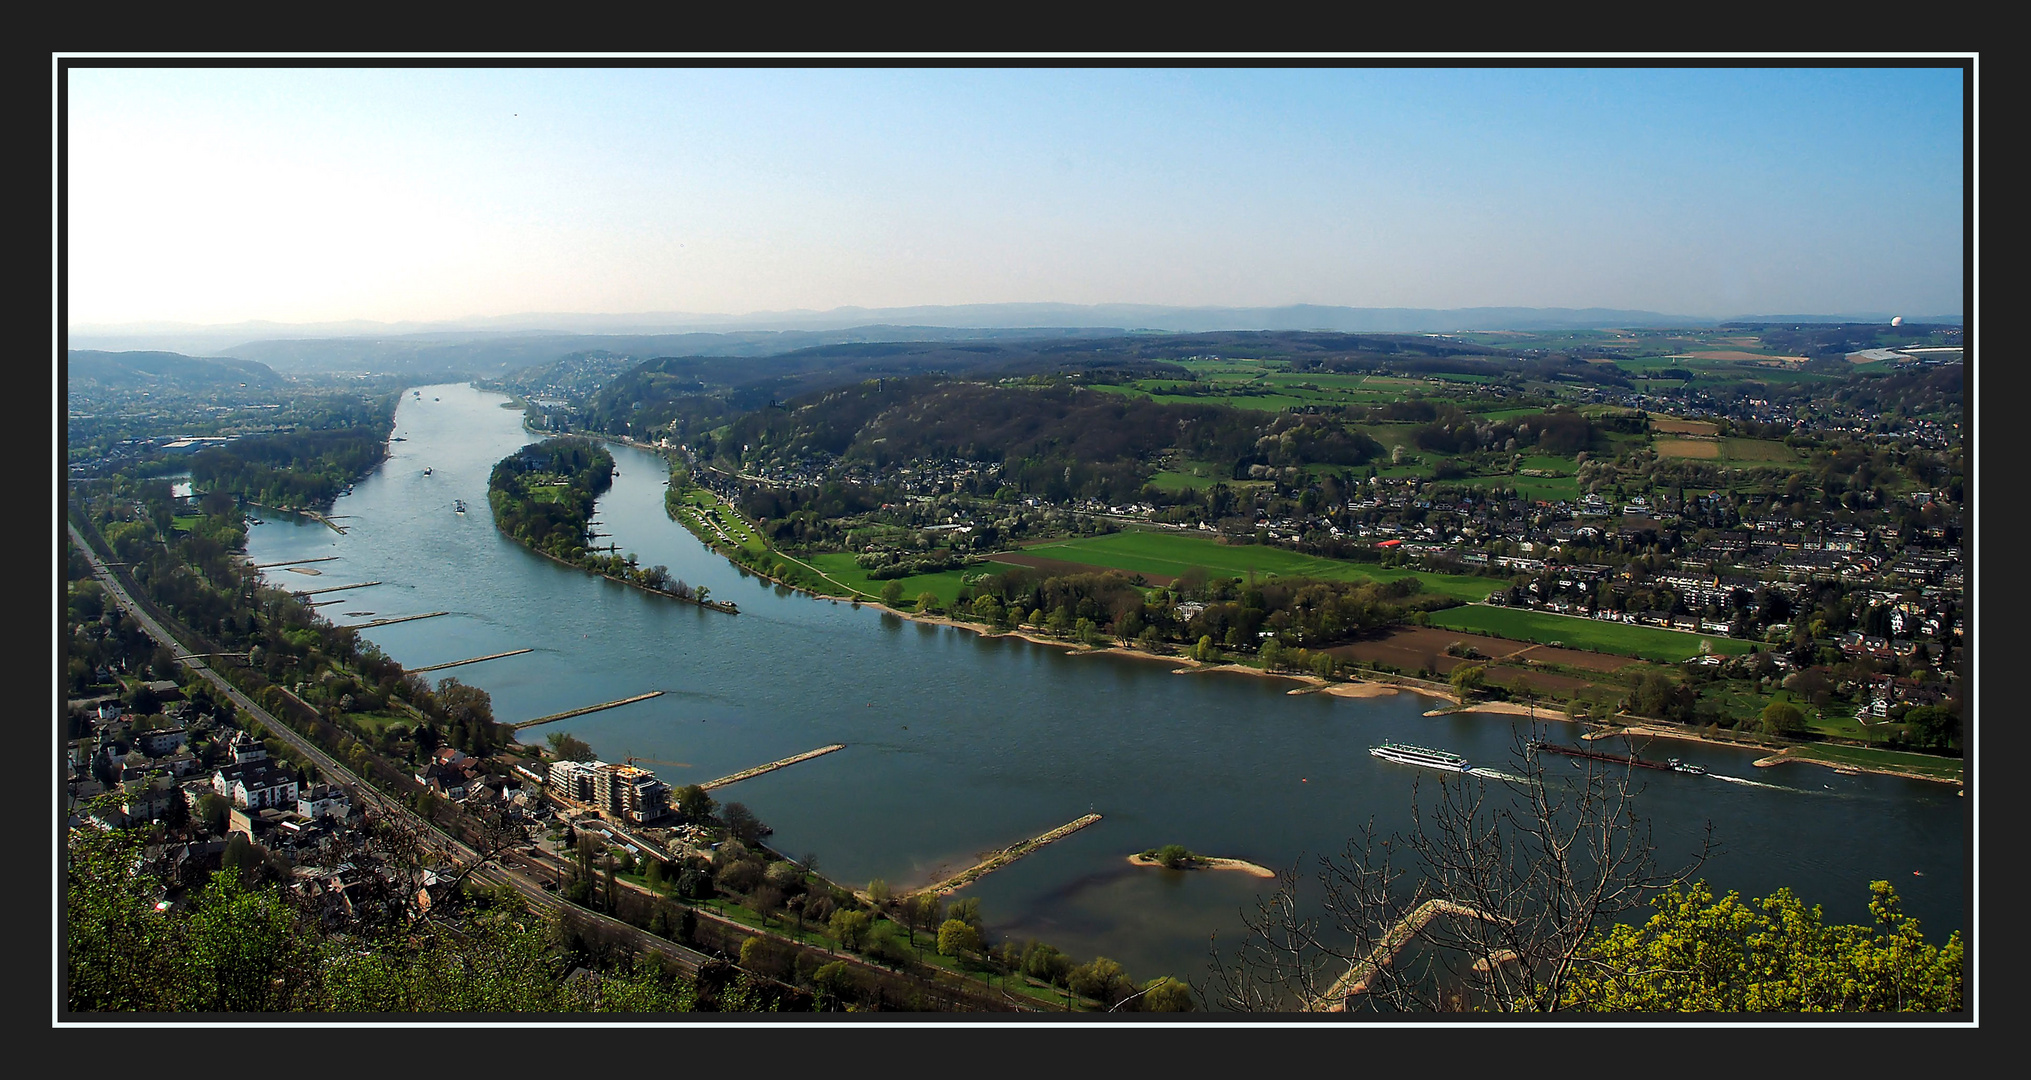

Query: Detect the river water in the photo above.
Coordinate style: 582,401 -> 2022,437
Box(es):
242,383 -> 1970,992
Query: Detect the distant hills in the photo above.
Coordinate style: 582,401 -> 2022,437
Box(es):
66,350 -> 285,391
68,302 -> 1964,362
480,303 -> 1721,335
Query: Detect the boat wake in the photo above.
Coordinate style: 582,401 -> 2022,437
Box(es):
1468,767 -> 1539,786
1708,773 -> 1802,792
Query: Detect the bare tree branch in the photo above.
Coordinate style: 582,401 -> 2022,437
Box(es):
1206,727 -> 1715,1013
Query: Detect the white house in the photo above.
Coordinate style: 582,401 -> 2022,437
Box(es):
297,783 -> 352,821
214,762 -> 299,810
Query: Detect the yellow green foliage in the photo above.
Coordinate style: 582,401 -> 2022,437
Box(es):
1563,880 -> 1962,1012
937,917 -> 982,957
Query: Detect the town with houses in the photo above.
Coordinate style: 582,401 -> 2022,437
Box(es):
65,674 -> 710,919
653,362 -> 1964,729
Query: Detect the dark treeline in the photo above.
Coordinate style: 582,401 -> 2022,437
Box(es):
716,379 -> 1392,504
581,330 -> 1662,447
964,564 -> 1454,657
579,344 -> 1104,443
831,381 -> 1252,477
1825,365 -> 1964,421
1398,403 -> 1609,457
738,479 -> 891,551
189,408 -> 396,510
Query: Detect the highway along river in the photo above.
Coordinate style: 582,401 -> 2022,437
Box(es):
242,383 -> 1969,991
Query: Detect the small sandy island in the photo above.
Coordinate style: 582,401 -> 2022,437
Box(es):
1127,853 -> 1278,878
1321,681 -> 1404,699
1422,700 -> 1547,719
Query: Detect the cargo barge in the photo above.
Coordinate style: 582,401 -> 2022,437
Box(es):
1527,739 -> 1671,771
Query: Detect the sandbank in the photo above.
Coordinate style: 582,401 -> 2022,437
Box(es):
1322,681 -> 1404,699
1422,699 -> 1557,720
1127,853 -> 1277,878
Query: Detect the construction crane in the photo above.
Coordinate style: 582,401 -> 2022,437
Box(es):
625,755 -> 692,769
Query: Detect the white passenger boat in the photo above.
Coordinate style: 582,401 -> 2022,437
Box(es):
1369,742 -> 1471,772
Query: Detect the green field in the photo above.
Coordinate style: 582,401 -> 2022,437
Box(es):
1145,468 -> 1227,493
668,487 -> 771,563
1500,475 -> 1582,502
1718,437 -> 1805,463
801,552 -> 978,610
1014,531 -> 1501,601
665,484 -> 850,600
340,709 -> 414,737
1782,742 -> 1962,783
1425,604 -> 1757,663
1091,361 -> 1513,414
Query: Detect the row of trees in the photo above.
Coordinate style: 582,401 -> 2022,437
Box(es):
714,377 -> 1406,507
189,420 -> 394,510
956,565 -> 1454,657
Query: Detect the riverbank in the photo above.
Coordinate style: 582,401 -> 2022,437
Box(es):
1602,720 -> 1962,786
1422,699 -> 1559,720
909,609 -> 1961,788
1405,698 -> 1958,785
509,527 -> 739,614
1126,853 -> 1277,878
835,601 -> 1473,706
632,470 -> 1959,791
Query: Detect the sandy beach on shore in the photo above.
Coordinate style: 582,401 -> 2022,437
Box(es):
1422,699 -> 1550,719
705,558 -> 1960,790
864,605 -> 1457,703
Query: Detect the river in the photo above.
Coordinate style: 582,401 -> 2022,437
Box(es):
242,383 -> 1970,992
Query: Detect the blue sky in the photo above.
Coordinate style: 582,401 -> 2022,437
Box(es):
63,64 -> 1967,327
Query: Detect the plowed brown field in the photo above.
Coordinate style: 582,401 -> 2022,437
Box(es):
1325,626 -> 1636,694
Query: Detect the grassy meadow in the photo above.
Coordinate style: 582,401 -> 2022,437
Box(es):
800,552 -> 977,610
1014,530 -> 1501,601
1425,604 -> 1758,663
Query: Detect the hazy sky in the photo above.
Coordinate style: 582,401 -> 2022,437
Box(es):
63,64 -> 1968,327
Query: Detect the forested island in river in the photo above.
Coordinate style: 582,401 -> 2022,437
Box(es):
489,437 -> 736,613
